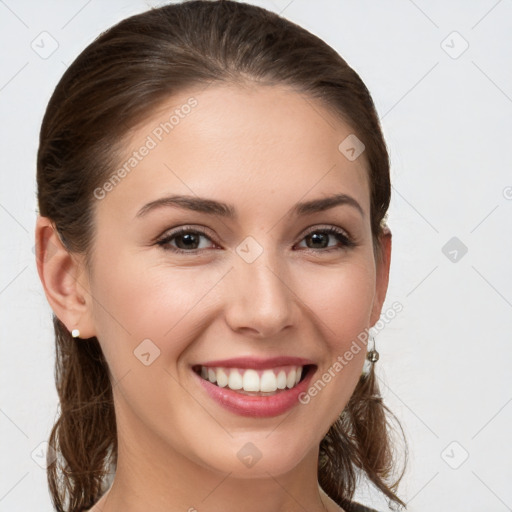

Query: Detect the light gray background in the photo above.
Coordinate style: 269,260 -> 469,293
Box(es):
1,1 -> 511,510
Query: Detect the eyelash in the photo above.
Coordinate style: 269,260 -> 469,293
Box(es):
155,225 -> 356,254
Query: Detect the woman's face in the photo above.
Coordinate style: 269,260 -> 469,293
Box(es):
78,83 -> 390,479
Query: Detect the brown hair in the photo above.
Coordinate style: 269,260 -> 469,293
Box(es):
36,1 -> 407,511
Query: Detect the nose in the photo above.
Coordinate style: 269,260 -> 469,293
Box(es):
224,251 -> 298,339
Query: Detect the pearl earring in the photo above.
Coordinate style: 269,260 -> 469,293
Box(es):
361,336 -> 379,376
71,328 -> 81,338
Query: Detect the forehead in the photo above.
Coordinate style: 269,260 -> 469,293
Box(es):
95,83 -> 371,221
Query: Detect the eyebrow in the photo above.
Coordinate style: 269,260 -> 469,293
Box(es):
135,193 -> 364,219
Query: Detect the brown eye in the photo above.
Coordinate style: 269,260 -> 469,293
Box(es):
305,232 -> 330,249
157,228 -> 217,252
296,226 -> 355,252
174,232 -> 202,250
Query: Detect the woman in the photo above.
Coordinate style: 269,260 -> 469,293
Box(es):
34,1 -> 407,511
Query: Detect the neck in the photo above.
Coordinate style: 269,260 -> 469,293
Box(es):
93,401 -> 335,512
103,444 -> 328,512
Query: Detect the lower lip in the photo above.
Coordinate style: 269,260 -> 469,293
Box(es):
193,367 -> 316,418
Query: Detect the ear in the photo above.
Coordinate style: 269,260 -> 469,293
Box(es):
369,225 -> 392,327
34,216 -> 96,339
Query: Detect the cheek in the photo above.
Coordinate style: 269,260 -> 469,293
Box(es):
296,257 -> 376,343
294,257 -> 375,409
88,251 -> 227,371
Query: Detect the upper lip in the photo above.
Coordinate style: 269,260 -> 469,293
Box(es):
194,356 -> 315,370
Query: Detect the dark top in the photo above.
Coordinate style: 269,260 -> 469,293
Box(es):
346,501 -> 380,512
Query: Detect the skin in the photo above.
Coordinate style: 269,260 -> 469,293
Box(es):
35,82 -> 391,512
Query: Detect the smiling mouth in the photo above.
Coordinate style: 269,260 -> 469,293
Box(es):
192,364 -> 314,396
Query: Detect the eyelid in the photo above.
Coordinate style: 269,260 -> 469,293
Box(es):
300,223 -> 352,240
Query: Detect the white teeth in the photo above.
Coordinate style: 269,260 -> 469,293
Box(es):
243,369 -> 260,392
260,370 -> 277,392
228,369 -> 243,390
216,368 -> 229,388
198,365 -> 305,393
286,369 -> 296,389
276,370 -> 287,389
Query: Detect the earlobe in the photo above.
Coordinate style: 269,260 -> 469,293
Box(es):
34,216 -> 96,339
369,226 -> 392,327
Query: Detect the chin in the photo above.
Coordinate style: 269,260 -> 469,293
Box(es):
191,433 -> 316,479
